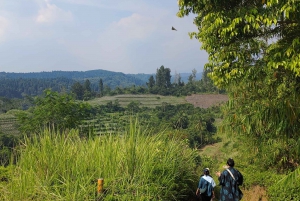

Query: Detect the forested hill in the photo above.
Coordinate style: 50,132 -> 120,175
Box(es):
0,69 -> 148,83
0,69 -> 203,99
0,70 -> 201,83
0,69 -> 149,98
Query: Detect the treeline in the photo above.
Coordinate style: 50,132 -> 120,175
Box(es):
0,77 -> 74,98
71,66 -> 224,100
0,66 -> 219,100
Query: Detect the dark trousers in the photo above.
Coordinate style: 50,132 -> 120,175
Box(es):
200,194 -> 212,201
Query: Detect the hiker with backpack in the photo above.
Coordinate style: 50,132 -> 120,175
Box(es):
196,168 -> 216,201
216,158 -> 244,201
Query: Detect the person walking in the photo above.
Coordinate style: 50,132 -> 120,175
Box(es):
216,158 -> 243,201
196,168 -> 216,201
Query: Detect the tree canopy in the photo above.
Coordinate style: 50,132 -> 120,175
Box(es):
17,89 -> 91,134
177,0 -> 300,189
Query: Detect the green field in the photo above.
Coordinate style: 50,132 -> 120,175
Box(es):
88,94 -> 187,107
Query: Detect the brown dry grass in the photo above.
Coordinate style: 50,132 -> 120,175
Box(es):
185,94 -> 228,108
242,186 -> 269,201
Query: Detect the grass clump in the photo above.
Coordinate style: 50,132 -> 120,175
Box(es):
0,121 -> 199,200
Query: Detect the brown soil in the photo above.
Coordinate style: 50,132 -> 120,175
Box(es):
185,94 -> 229,108
242,186 -> 269,201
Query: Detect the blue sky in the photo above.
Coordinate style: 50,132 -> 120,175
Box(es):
0,0 -> 208,74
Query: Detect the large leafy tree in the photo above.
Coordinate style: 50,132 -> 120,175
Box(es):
71,81 -> 84,100
17,89 -> 91,134
155,65 -> 172,95
177,0 -> 300,180
146,75 -> 156,93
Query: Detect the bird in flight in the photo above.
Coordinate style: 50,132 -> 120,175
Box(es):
171,26 -> 177,31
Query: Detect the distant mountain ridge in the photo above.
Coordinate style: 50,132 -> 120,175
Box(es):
0,69 -> 139,80
0,69 -> 202,84
0,69 -> 203,99
0,70 -> 146,89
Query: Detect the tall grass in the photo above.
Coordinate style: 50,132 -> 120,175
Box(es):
0,121 -> 199,200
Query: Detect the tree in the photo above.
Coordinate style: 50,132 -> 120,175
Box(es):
173,71 -> 181,85
189,69 -> 197,83
155,65 -> 172,95
199,68 -> 220,93
17,89 -> 91,134
99,78 -> 104,97
172,113 -> 189,129
71,82 -> 84,100
147,75 -> 155,93
127,101 -> 140,114
178,0 -> 300,184
103,85 -> 112,96
83,79 -> 93,100
83,79 -> 91,92
186,69 -> 198,94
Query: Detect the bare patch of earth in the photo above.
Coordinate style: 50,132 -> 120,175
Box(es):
243,186 -> 268,201
185,94 -> 229,108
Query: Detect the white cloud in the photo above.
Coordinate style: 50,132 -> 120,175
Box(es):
36,0 -> 72,23
114,13 -> 156,40
0,1 -> 207,74
61,12 -> 160,72
60,0 -> 147,12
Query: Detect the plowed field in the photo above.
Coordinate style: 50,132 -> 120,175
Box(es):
185,94 -> 228,108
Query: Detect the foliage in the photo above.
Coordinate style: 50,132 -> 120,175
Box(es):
99,78 -> 104,97
83,101 -> 219,148
0,96 -> 33,113
0,123 -> 200,201
0,134 -> 17,166
240,164 -> 300,201
0,70 -> 147,99
0,165 -> 13,183
126,101 -> 141,114
71,81 -> 84,100
152,103 -> 218,147
17,89 -> 91,134
177,0 -> 300,195
0,77 -> 74,99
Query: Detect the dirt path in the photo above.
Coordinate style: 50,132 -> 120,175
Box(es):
186,94 -> 268,200
200,139 -> 269,201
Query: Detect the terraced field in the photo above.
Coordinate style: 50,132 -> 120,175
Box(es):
0,114 -> 19,135
88,94 -> 228,108
88,94 -> 187,108
0,94 -> 229,136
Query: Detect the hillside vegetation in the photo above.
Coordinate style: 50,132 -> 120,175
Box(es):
0,124 -> 199,201
178,0 -> 300,200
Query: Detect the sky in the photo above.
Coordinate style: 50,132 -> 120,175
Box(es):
0,0 -> 208,74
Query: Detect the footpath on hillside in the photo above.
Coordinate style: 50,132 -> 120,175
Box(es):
199,135 -> 268,201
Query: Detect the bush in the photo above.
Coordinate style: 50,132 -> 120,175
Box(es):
268,177 -> 300,201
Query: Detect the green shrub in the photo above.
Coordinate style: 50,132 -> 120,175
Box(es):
0,165 -> 13,183
268,177 -> 300,201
